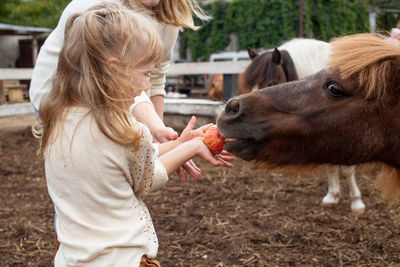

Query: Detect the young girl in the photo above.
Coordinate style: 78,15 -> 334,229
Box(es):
30,0 -> 209,183
37,4 -> 233,266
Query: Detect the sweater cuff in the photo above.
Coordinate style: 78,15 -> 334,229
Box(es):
150,159 -> 169,191
129,91 -> 153,114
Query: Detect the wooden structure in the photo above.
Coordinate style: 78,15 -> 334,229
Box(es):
0,23 -> 51,67
0,23 -> 51,103
0,60 -> 250,104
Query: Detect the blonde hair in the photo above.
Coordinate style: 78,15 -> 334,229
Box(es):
124,0 -> 210,30
37,3 -> 162,155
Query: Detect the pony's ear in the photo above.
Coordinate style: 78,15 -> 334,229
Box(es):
247,47 -> 259,60
272,48 -> 281,64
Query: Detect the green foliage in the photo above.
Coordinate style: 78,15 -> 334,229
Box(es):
181,0 -> 231,61
0,0 -> 70,28
304,0 -> 369,40
180,0 -> 374,61
373,0 -> 400,30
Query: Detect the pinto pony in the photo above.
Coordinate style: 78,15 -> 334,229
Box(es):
242,39 -> 330,91
217,33 -> 400,204
242,39 -> 365,212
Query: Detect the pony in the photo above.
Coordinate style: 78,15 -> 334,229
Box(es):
216,33 -> 400,205
208,73 -> 247,101
242,38 -> 330,92
242,38 -> 365,213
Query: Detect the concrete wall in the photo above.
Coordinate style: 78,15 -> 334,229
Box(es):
0,99 -> 226,132
163,99 -> 224,131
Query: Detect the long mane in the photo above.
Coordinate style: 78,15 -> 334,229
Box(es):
328,33 -> 400,100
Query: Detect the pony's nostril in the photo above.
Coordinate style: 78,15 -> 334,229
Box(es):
225,99 -> 240,115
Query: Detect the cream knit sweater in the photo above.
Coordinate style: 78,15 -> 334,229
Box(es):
46,107 -> 168,266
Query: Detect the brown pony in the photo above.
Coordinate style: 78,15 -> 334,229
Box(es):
241,47 -> 297,91
241,39 -> 364,212
217,33 -> 400,203
208,73 -> 247,101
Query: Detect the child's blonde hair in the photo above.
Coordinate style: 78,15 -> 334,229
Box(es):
37,3 -> 162,154
124,0 -> 210,30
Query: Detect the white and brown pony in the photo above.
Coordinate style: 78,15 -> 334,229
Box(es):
217,34 -> 400,206
240,39 -> 365,212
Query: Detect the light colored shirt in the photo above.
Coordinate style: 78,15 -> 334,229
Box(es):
29,0 -> 179,111
45,107 -> 168,266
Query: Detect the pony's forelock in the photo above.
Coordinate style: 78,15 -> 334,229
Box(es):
328,33 -> 400,100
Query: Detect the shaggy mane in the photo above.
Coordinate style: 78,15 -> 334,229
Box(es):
328,33 -> 400,100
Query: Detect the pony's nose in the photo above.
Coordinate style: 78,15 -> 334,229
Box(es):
225,98 -> 240,115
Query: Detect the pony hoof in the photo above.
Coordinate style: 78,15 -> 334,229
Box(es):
351,208 -> 365,214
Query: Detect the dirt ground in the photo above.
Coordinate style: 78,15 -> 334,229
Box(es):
1,116 -> 400,267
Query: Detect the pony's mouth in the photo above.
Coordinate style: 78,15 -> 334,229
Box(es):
222,136 -> 261,161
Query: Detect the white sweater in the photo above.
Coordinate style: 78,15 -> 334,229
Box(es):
45,107 -> 168,266
29,0 -> 179,111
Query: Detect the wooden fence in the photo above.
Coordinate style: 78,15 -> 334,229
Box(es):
0,60 -> 250,99
0,61 -> 250,118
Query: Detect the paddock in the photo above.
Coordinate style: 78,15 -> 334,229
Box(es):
1,116 -> 400,266
1,62 -> 400,266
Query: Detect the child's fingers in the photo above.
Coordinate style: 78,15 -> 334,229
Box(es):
182,160 -> 201,180
202,152 -> 229,167
183,116 -> 197,133
188,160 -> 201,173
176,167 -> 187,182
216,156 -> 235,168
218,154 -> 235,162
219,150 -> 233,156
197,123 -> 214,133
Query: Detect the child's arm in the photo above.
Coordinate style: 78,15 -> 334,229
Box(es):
158,116 -> 211,156
131,101 -> 178,142
158,116 -> 234,176
159,138 -> 234,176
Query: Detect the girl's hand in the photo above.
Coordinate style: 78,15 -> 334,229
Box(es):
177,159 -> 201,182
179,116 -> 212,144
192,138 -> 235,168
153,126 -> 178,143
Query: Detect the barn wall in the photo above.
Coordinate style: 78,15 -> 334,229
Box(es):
0,36 -> 27,68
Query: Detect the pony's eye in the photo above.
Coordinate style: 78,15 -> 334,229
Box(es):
324,82 -> 347,98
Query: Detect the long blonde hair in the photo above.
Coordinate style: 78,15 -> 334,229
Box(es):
124,0 -> 210,30
37,3 -> 162,155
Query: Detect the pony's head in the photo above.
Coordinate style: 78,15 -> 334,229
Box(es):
240,46 -> 298,93
218,33 -> 400,201
218,34 -> 400,200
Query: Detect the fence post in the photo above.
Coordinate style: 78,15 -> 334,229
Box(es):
222,74 -> 238,101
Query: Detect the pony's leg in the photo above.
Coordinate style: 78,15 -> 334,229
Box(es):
340,165 -> 366,214
321,166 -> 341,207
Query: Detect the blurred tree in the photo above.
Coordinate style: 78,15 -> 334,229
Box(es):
369,0 -> 400,30
0,0 -> 69,28
180,0 -> 372,61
